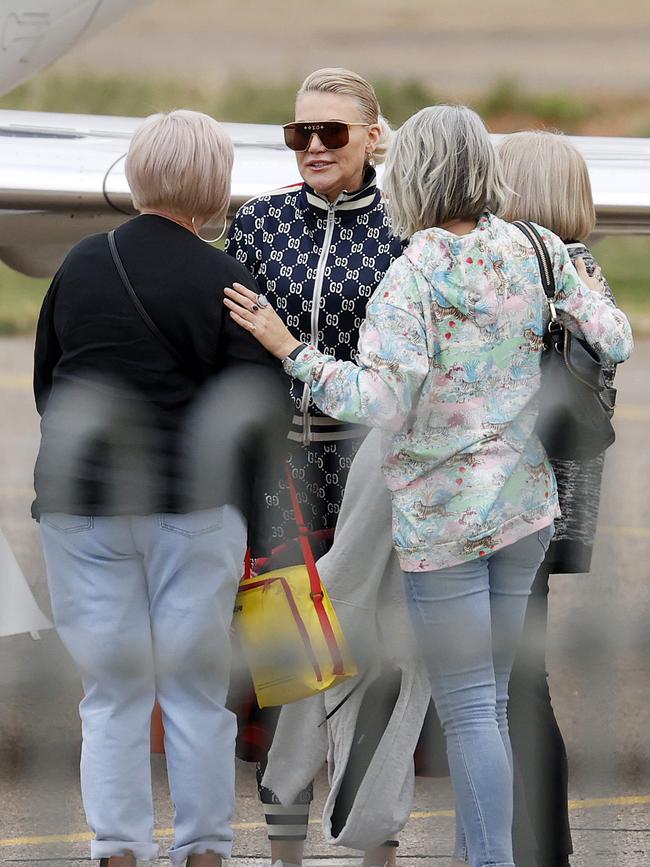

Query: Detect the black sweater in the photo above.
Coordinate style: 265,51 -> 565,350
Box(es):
33,214 -> 290,538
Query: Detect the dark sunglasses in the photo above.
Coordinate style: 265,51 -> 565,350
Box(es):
283,120 -> 369,151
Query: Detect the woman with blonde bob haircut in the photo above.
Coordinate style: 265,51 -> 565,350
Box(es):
34,109 -> 286,867
499,130 -> 596,242
126,108 -> 233,232
224,105 -> 632,867
497,130 -> 619,867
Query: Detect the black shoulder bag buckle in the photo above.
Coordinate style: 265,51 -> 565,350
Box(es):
513,220 -> 616,462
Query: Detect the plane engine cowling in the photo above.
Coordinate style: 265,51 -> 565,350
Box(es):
0,0 -> 151,97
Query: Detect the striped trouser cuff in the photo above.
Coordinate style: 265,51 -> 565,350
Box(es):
256,763 -> 313,841
261,800 -> 311,841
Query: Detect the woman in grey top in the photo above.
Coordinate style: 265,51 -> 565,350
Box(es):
495,130 -> 620,867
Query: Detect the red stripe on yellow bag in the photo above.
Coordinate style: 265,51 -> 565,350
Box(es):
233,465 -> 357,707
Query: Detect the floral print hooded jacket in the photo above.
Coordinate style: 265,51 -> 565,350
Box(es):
284,213 -> 633,572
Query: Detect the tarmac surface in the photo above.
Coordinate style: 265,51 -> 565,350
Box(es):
1,335 -> 649,866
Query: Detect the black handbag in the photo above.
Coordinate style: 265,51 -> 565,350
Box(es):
513,220 -> 617,462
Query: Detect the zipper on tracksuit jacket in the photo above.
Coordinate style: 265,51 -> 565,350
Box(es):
300,200 -> 337,446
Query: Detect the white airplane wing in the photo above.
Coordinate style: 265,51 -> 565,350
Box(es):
1,110 -> 649,277
0,4 -> 648,277
0,109 -> 302,275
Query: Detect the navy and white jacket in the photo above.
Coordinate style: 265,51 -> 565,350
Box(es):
225,168 -> 402,444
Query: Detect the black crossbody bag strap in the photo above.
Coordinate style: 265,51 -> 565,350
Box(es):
513,220 -> 556,302
108,230 -> 194,375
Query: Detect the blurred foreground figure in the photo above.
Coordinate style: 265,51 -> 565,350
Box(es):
497,130 -> 625,867
0,529 -> 52,637
225,105 -> 633,867
32,110 -> 289,867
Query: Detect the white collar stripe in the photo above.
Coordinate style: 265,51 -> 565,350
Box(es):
305,190 -> 377,212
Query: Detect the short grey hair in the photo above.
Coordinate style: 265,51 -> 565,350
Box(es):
382,105 -> 506,240
125,109 -> 234,223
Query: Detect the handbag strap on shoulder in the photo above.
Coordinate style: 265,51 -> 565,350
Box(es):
108,230 -> 194,374
513,220 -> 557,305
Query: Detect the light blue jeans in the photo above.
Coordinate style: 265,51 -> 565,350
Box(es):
403,525 -> 554,867
40,506 -> 247,866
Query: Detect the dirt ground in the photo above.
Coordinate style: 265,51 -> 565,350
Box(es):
55,0 -> 650,95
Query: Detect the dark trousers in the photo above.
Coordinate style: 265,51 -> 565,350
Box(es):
509,564 -> 573,866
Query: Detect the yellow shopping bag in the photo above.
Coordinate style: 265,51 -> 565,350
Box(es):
234,468 -> 357,708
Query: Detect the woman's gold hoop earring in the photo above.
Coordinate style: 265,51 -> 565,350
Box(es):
192,215 -> 227,244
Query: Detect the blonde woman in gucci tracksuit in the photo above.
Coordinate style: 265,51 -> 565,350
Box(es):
226,68 -> 402,867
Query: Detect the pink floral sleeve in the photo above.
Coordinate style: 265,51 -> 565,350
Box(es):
283,257 -> 430,431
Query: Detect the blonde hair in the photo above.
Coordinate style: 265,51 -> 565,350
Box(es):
383,104 -> 506,240
498,131 -> 596,242
125,109 -> 234,223
297,67 -> 391,164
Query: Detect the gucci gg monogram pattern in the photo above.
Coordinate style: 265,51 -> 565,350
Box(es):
226,173 -> 402,414
263,438 -> 363,543
226,171 -> 402,544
